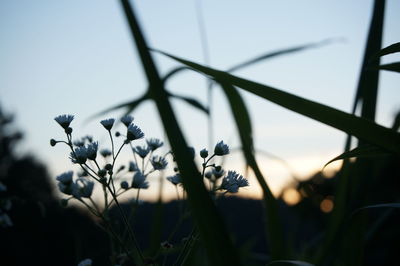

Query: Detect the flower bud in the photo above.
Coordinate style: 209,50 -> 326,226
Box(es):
50,139 -> 57,147
105,164 -> 113,171
65,127 -> 73,134
120,181 -> 129,190
214,141 -> 229,156
200,148 -> 208,158
98,169 -> 107,177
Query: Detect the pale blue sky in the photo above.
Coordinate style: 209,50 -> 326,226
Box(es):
1,0 -> 399,198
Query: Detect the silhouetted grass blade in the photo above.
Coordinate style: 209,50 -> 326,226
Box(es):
119,1 -> 242,265
154,50 -> 400,154
371,42 -> 400,59
351,0 -> 384,121
324,144 -> 392,168
169,93 -> 209,114
322,1 -> 386,265
219,81 -> 285,259
87,92 -> 149,122
228,39 -> 338,72
351,203 -> 400,216
377,62 -> 400,73
161,66 -> 191,83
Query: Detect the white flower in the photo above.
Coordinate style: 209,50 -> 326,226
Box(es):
77,258 -> 92,266
146,138 -> 163,151
128,161 -> 139,172
69,146 -> 88,164
57,182 -> 73,195
127,124 -> 144,141
219,171 -> 248,193
131,172 -> 149,189
167,174 -> 181,186
120,115 -> 134,127
73,139 -> 85,147
100,118 -> 115,131
133,145 -> 150,158
151,156 -> 168,170
73,178 -> 95,198
56,171 -> 73,184
214,141 -> 229,156
100,149 -> 112,157
73,135 -> 93,147
54,114 -> 74,129
86,141 -> 98,160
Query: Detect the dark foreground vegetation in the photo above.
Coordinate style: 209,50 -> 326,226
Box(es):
2,0 -> 400,265
1,106 -> 399,266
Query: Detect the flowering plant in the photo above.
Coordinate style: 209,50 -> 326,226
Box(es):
51,114 -> 248,265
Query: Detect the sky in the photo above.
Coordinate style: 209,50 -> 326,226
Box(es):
1,0 -> 399,201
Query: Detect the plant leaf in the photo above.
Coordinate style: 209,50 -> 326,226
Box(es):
352,203 -> 400,216
324,144 -> 393,168
320,1 -> 386,264
169,92 -> 209,114
218,81 -> 285,259
120,1 -> 241,265
154,50 -> 400,154
161,66 -> 191,83
378,62 -> 400,73
86,92 -> 149,122
228,38 -> 338,72
371,42 -> 400,59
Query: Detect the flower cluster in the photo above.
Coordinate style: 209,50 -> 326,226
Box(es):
219,171 -> 249,193
52,114 -> 169,209
166,141 -> 248,195
56,171 -> 94,199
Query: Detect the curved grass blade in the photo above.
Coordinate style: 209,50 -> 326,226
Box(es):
169,92 -> 209,115
86,92 -> 149,122
378,62 -> 400,73
323,144 -> 393,168
351,203 -> 400,216
218,81 -> 284,259
321,1 -> 386,264
119,1 -> 241,265
228,38 -> 339,72
351,0 -> 384,121
371,42 -> 400,59
161,66 -> 191,83
267,260 -> 314,266
154,50 -> 400,154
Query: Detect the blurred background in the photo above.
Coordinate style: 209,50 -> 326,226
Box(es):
1,0 -> 399,201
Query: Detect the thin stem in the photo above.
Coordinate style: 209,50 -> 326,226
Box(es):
144,150 -> 154,171
108,130 -> 115,159
89,197 -> 101,214
173,228 -> 197,266
106,185 -> 145,263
